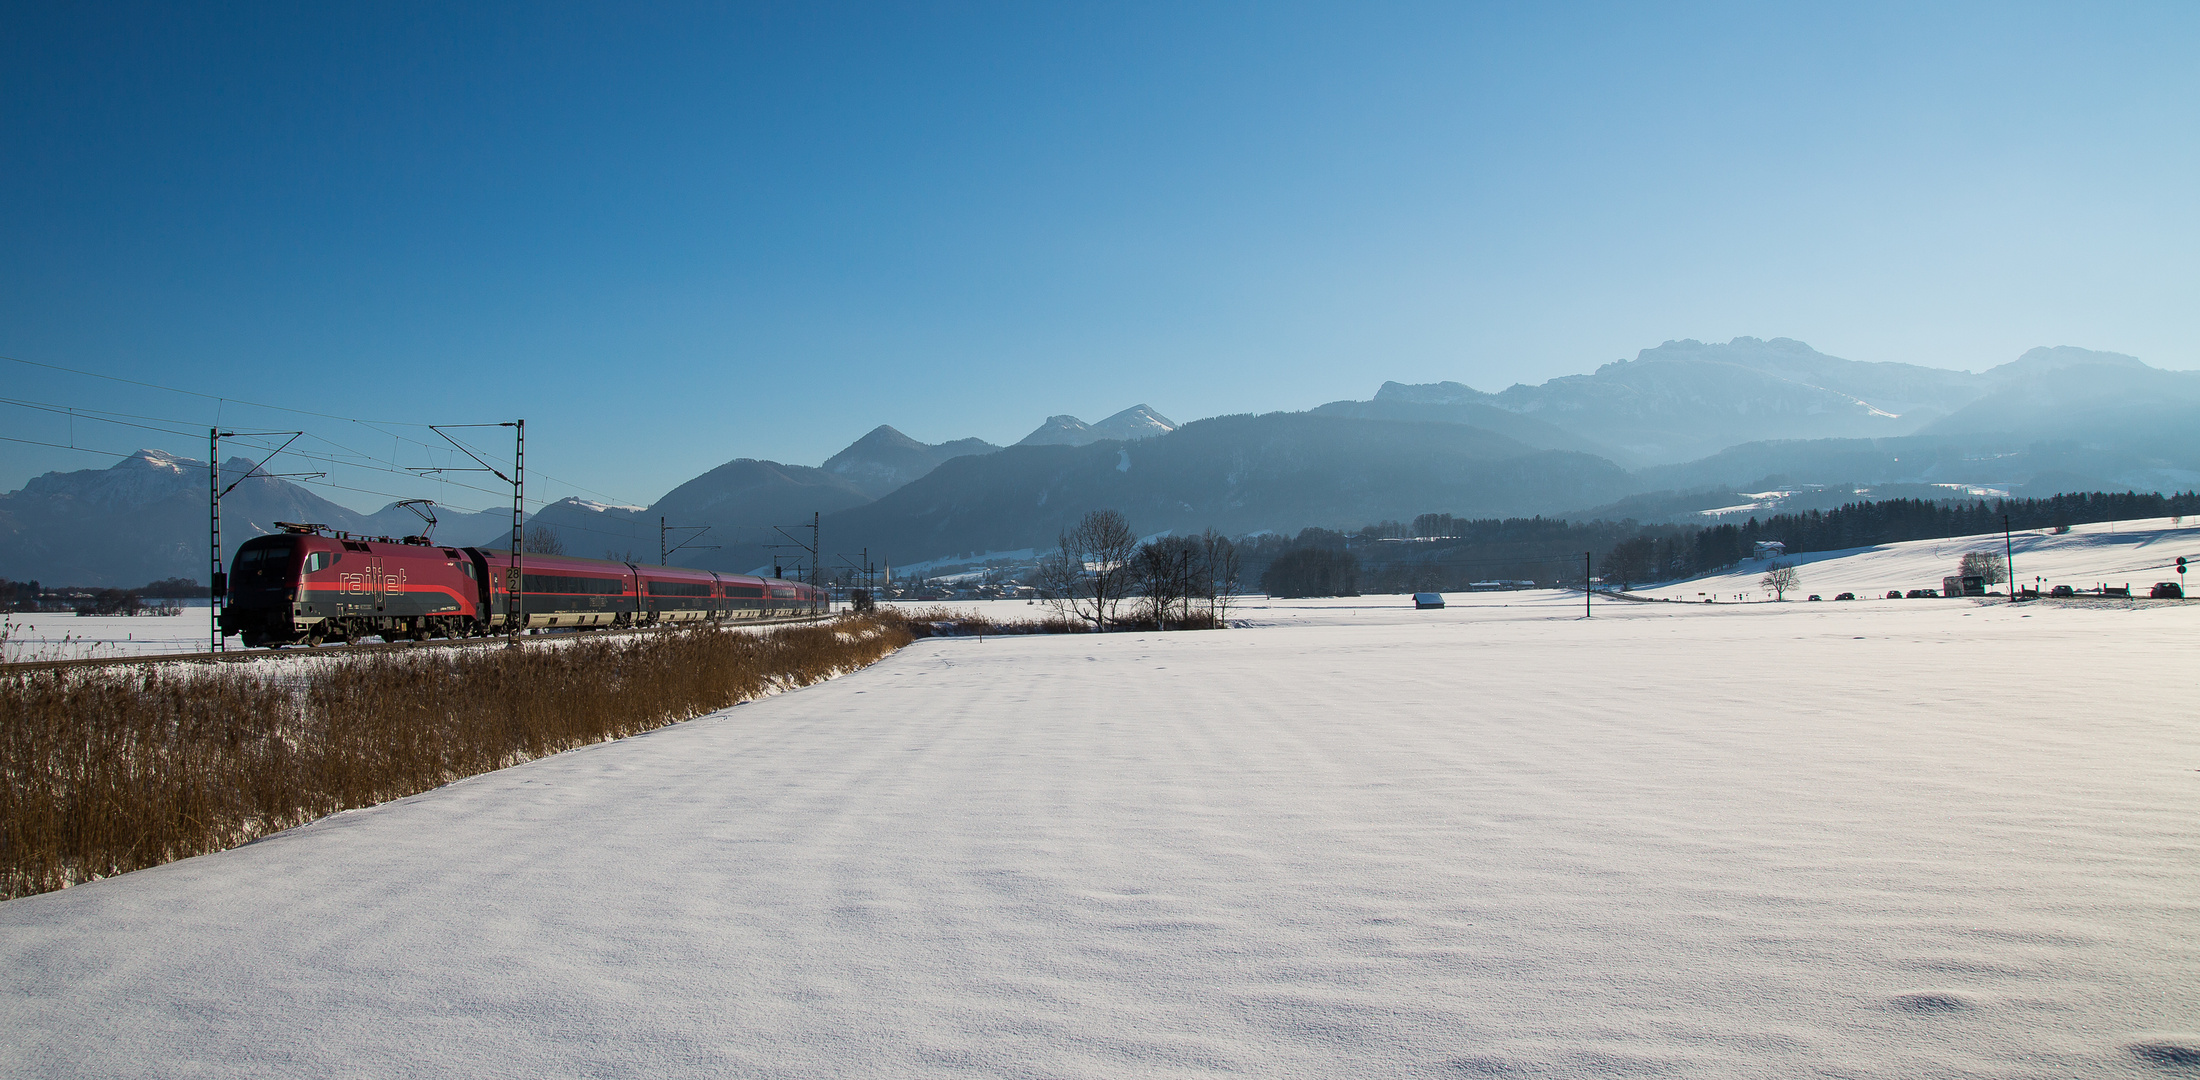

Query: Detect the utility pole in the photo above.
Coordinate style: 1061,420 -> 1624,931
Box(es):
2004,514 -> 2017,603
660,518 -> 716,566
835,547 -> 875,611
208,429 -> 312,652
769,512 -> 821,586
210,429 -> 219,653
514,420 -> 524,643
1584,551 -> 1592,618
416,421 -> 523,644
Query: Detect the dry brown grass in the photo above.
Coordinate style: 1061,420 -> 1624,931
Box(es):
883,605 -> 1089,637
0,614 -> 911,900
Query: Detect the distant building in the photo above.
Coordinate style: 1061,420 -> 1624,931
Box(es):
1753,541 -> 1786,559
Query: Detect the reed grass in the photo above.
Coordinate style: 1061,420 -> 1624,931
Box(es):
1,614 -> 911,899
888,605 -> 1089,637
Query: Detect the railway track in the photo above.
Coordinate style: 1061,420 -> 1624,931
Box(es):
0,613 -> 839,674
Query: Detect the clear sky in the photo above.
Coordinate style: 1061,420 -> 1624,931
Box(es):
4,2 -> 2196,514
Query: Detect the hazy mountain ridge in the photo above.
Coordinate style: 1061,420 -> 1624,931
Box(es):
517,458 -> 877,569
821,426 -> 1000,499
11,340 -> 2197,584
1368,337 -> 1971,463
0,450 -> 509,585
823,412 -> 1635,564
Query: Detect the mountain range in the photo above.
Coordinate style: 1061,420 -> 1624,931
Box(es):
0,450 -> 509,585
7,341 -> 2197,584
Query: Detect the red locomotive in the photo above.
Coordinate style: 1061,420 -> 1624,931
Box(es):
219,523 -> 826,647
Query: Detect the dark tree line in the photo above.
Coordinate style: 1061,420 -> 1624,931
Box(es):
1599,490 -> 2200,588
3,577 -> 208,611
1727,492 -> 2200,553
1309,489 -> 2200,594
1025,488 -> 2194,609
1260,548 -> 1360,598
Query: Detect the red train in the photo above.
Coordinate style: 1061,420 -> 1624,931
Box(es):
218,523 -> 827,647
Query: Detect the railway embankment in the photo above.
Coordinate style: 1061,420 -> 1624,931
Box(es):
0,613 -> 914,900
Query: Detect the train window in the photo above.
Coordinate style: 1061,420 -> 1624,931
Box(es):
770,586 -> 797,599
521,573 -> 625,594
646,581 -> 711,596
303,552 -> 333,573
459,561 -> 475,579
236,549 -> 262,565
724,584 -> 764,599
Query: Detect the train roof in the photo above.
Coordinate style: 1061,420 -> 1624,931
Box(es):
476,548 -> 776,585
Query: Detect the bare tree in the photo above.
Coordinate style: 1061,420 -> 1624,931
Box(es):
523,525 -> 566,555
1136,535 -> 1202,628
1959,551 -> 2008,585
1200,529 -> 1240,626
1078,510 -> 1139,630
1046,510 -> 1139,631
1037,539 -> 1080,618
1760,562 -> 1800,600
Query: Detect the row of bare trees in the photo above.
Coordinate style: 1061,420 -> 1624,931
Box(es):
1037,510 -> 1241,631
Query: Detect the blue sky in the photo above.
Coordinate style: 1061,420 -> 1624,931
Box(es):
4,2 -> 2196,513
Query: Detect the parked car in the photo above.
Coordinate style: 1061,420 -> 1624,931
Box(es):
1833,592 -> 1856,601
1885,590 -> 1903,599
1807,594 -> 1822,601
2048,584 -> 2075,597
2151,582 -> 2185,599
1412,592 -> 1446,609
1905,588 -> 1938,598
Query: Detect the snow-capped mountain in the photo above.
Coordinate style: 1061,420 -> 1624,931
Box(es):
1015,405 -> 1177,447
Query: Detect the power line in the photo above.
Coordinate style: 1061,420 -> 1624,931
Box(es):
0,399 -> 522,506
1,352 -> 643,507
0,434 -> 501,515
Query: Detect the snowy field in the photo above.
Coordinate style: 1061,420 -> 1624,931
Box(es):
1649,516 -> 2200,603
5,592 -> 2200,1076
0,608 -> 813,664
1,607 -> 216,661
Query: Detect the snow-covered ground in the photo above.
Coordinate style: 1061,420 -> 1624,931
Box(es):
1649,516 -> 2200,602
5,589 -> 2199,1076
1,608 -> 816,663
0,609 -> 216,661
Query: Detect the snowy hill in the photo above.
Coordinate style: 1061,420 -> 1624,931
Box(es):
1653,516 -> 2200,601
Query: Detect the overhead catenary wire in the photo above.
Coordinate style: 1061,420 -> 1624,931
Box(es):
1,352 -> 641,508
2,427 -> 793,554
0,409 -> 519,508
0,434 -> 505,516
0,394 -> 532,507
